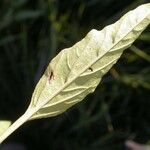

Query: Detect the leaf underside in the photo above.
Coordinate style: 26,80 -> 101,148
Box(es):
28,3 -> 150,120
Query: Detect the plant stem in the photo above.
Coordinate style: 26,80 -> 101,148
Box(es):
0,109 -> 35,144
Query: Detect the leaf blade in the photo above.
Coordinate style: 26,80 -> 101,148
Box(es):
29,3 -> 150,120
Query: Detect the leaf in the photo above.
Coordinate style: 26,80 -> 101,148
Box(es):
0,121 -> 11,136
28,3 -> 150,120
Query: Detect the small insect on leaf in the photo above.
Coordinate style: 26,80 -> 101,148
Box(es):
88,67 -> 93,71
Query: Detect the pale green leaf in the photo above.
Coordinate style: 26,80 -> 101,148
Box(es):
28,3 -> 150,120
0,121 -> 11,136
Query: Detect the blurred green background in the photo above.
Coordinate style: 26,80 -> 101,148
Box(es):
0,0 -> 150,149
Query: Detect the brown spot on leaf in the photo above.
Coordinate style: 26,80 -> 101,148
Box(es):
48,71 -> 54,83
45,65 -> 54,84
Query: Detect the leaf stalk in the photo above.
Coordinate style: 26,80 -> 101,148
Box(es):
0,109 -> 35,144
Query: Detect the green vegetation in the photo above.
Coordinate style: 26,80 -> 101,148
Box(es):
0,0 -> 150,149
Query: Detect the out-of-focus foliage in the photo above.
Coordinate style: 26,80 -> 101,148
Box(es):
0,0 -> 149,150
